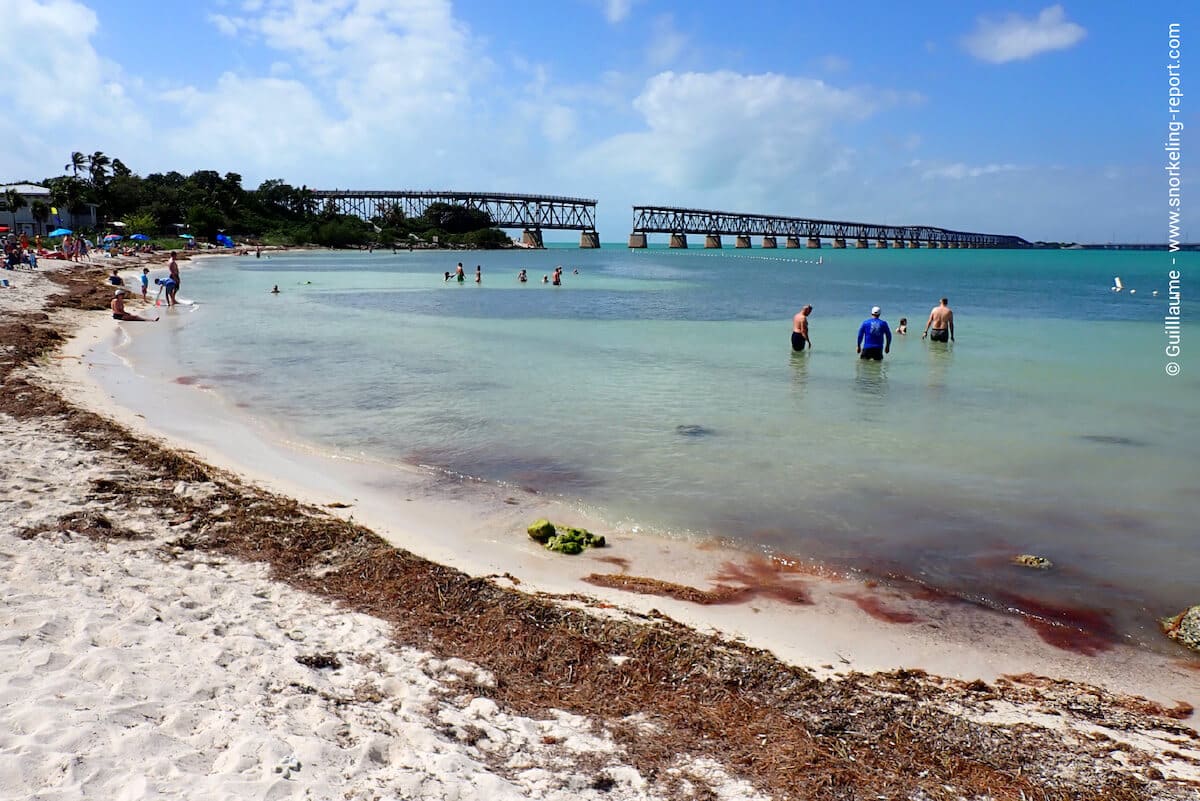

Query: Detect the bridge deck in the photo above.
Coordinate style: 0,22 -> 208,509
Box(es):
311,190 -> 597,232
631,205 -> 1026,247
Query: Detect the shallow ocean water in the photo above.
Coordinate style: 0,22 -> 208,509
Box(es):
121,245 -> 1198,652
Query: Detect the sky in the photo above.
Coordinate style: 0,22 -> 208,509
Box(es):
0,0 -> 1196,243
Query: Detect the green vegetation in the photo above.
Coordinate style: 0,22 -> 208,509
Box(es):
24,152 -> 513,249
526,519 -> 606,555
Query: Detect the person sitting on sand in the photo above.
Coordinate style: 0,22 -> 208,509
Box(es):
111,289 -> 157,322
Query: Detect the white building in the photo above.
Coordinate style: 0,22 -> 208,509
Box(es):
0,183 -> 99,234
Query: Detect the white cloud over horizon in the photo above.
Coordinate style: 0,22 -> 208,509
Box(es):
962,5 -> 1086,64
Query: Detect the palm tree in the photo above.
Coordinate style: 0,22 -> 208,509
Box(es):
30,200 -> 50,235
88,151 -> 111,187
65,151 -> 86,177
2,188 -> 27,233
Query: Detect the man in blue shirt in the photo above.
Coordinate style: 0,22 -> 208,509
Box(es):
856,306 -> 892,360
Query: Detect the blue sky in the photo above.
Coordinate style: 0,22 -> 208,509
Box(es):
0,0 -> 1195,242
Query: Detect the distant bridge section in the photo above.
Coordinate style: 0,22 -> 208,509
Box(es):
628,205 -> 1027,249
310,189 -> 599,247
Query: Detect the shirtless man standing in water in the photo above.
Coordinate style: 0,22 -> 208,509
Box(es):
922,297 -> 955,343
791,305 -> 813,351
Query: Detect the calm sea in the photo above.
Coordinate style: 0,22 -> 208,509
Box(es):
121,245 -> 1198,652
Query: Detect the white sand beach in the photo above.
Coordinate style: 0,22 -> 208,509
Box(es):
2,258 -> 1199,799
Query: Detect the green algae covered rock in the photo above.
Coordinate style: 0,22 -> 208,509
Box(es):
1161,605 -> 1200,653
529,520 -> 605,554
527,519 -> 556,543
1012,554 -> 1053,570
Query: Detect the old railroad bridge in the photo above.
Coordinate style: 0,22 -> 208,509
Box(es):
311,190 -> 1026,249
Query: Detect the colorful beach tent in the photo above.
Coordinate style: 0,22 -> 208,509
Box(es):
48,228 -> 72,237
215,234 -> 234,248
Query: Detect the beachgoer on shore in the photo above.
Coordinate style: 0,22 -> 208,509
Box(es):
111,289 -> 157,322
897,317 -> 908,335
791,305 -> 813,352
108,269 -> 123,286
922,298 -> 954,343
140,268 -> 150,300
168,252 -> 181,292
856,306 -> 892,361
155,276 -> 178,306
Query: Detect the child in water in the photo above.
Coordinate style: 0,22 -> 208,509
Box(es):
897,317 -> 908,335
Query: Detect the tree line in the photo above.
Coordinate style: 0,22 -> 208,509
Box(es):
1,151 -> 511,248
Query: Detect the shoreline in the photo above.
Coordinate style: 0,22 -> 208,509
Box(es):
3,260 -> 1199,798
65,259 -> 1200,699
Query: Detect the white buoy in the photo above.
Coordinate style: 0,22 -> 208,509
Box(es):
1130,289 -> 1137,294
1112,276 -> 1124,292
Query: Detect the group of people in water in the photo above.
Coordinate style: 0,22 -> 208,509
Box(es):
791,297 -> 954,359
443,262 -> 579,286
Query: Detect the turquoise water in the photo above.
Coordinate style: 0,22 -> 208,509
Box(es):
129,246 -> 1198,650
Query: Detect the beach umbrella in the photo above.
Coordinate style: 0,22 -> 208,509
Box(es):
103,234 -> 122,241
48,227 -> 72,237
179,233 -> 194,239
110,221 -> 127,228
130,233 -> 150,241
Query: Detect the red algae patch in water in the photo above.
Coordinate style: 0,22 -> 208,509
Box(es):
836,591 -> 923,624
711,556 -> 813,605
998,593 -> 1119,656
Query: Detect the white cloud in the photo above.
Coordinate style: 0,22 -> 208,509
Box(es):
646,15 -> 687,67
209,13 -> 239,36
603,0 -> 635,24
920,162 -> 1021,180
576,71 -> 912,219
963,5 -> 1086,64
0,0 -> 147,180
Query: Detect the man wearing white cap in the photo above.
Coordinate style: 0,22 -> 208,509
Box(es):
856,305 -> 891,360
110,289 -> 158,322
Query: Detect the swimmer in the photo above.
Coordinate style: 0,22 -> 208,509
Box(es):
791,304 -> 813,351
922,298 -> 954,343
270,285 -> 280,294
897,317 -> 907,335
455,262 -> 465,283
518,269 -> 527,283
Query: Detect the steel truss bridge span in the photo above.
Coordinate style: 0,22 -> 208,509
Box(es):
628,205 -> 1028,249
310,190 -> 599,247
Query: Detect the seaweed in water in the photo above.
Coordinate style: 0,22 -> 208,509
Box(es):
1078,434 -> 1147,447
675,424 -> 715,437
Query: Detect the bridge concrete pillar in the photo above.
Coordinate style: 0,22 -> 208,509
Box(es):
670,233 -> 688,248
927,241 -> 941,249
628,232 -> 648,248
786,237 -> 803,248
909,240 -> 921,248
762,236 -> 777,248
892,238 -> 906,248
734,235 -> 752,248
705,234 -> 722,248
875,239 -> 889,248
832,237 -> 847,249
522,229 -> 544,248
855,238 -> 870,248
579,230 -> 600,248
806,237 -> 821,248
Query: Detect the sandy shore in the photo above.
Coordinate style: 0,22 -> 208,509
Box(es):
2,257 -> 1199,799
